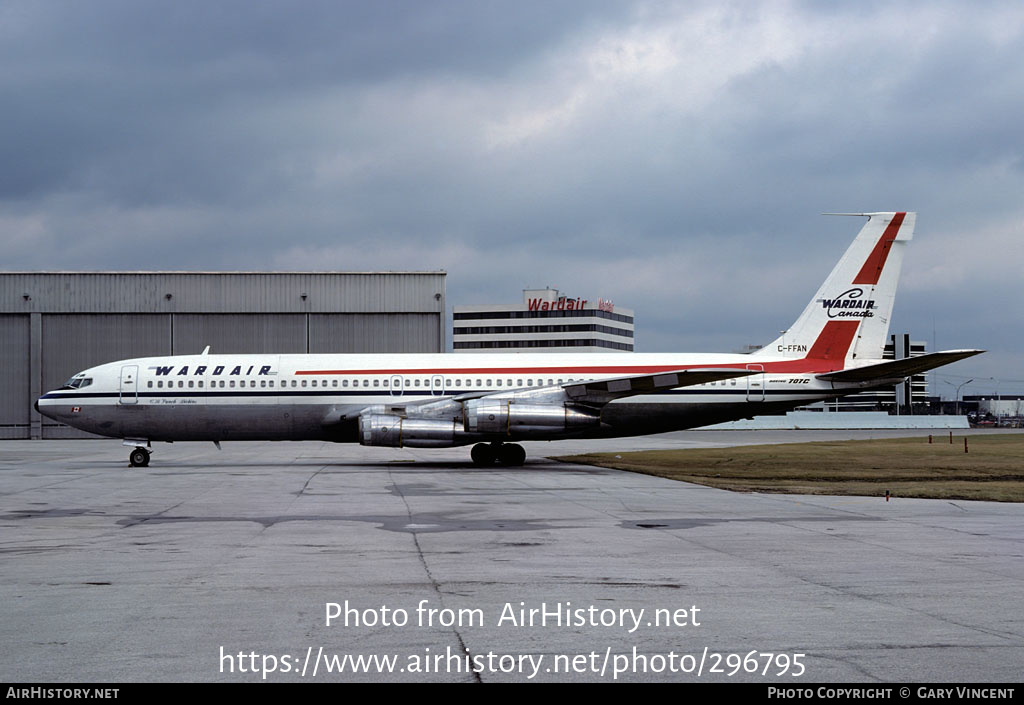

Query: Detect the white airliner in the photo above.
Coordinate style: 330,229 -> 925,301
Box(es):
37,212 -> 981,467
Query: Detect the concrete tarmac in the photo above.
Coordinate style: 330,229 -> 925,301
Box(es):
1,431 -> 1022,683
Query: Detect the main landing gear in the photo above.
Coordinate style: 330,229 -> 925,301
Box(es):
471,442 -> 526,467
128,447 -> 151,467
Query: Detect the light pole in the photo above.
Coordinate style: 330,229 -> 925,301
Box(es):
991,377 -> 1001,426
955,379 -> 973,416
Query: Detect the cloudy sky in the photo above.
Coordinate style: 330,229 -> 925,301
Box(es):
2,0 -> 1021,397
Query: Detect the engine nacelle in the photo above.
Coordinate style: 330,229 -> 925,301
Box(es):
464,400 -> 600,436
359,413 -> 469,448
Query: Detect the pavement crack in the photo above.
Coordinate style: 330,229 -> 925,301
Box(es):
387,466 -> 482,683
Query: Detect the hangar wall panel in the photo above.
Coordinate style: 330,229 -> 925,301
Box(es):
2,272 -> 445,439
171,314 -> 308,354
309,314 -> 440,353
0,315 -> 30,439
2,273 -> 445,314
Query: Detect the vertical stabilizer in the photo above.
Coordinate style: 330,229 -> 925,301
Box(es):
754,212 -> 915,362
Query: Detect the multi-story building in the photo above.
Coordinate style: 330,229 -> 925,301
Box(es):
811,334 -> 930,412
453,288 -> 634,353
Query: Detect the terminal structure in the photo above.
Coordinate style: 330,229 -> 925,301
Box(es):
453,288 -> 634,353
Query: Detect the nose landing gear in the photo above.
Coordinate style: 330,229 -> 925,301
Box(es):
470,442 -> 526,467
128,447 -> 150,467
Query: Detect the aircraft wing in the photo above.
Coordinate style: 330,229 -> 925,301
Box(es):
562,368 -> 757,404
816,349 -> 984,384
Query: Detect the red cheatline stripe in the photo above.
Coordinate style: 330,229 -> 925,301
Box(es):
853,212 -> 905,285
297,365 -> 686,376
806,320 -> 860,361
296,357 -> 850,377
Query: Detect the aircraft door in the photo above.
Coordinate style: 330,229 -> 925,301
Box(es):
431,375 -> 444,396
745,364 -> 765,402
390,375 -> 404,397
120,365 -> 139,405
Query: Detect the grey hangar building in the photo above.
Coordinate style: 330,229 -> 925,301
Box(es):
0,271 -> 446,439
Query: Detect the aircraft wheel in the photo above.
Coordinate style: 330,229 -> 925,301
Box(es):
497,443 -> 527,467
470,443 -> 496,466
129,447 -> 150,467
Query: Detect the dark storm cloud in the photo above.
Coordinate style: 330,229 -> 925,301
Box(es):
0,0 -> 1021,391
0,0 -> 628,204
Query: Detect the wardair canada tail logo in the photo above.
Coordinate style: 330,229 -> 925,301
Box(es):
821,288 -> 876,319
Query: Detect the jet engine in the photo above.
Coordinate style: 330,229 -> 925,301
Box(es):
463,399 -> 600,435
358,414 -> 471,448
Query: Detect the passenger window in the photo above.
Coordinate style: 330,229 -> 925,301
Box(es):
373,379 -> 379,387
312,380 -> 317,387
343,380 -> 349,387
301,380 -> 307,388
250,380 -> 256,388
363,380 -> 369,388
198,381 -> 203,388
508,379 -> 513,386
455,379 -> 461,387
382,379 -> 388,387
496,379 -> 502,387
157,381 -> 163,388
230,381 -> 235,388
178,381 -> 184,388
260,380 -> 266,388
486,379 -> 492,386
528,379 -> 533,386
332,380 -> 338,387
147,381 -> 153,388
414,379 -> 420,387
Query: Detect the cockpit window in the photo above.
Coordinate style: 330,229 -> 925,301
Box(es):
61,376 -> 93,390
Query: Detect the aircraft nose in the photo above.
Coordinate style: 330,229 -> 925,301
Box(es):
34,399 -> 40,413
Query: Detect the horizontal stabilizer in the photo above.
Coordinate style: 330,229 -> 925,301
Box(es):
564,368 -> 756,404
816,350 -> 984,384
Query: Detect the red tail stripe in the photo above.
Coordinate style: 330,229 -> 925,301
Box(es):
806,320 -> 859,361
853,212 -> 905,285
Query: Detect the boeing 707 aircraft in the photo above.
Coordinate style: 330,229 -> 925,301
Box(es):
36,212 -> 982,467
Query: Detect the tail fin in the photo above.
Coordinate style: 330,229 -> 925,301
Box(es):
754,212 -> 915,362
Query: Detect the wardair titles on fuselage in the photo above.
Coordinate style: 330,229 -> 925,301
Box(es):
150,365 -> 273,377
